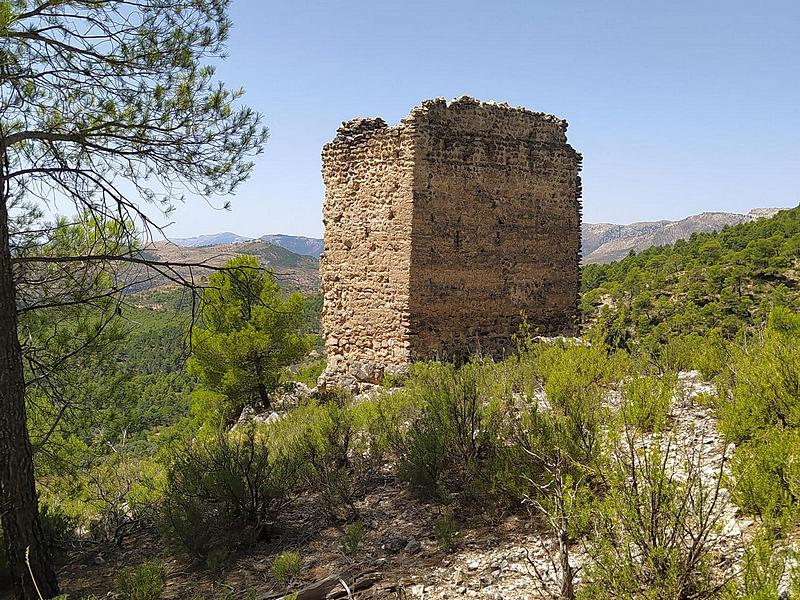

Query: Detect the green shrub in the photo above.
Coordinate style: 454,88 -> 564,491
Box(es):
116,561 -> 165,600
528,340 -> 629,410
86,451 -> 165,545
433,509 -> 459,552
692,331 -> 729,380
381,370 -> 409,389
693,391 -> 718,409
497,340 -> 623,502
729,429 -> 800,519
267,398 -> 383,523
622,374 -> 673,432
714,318 -> 800,520
271,550 -> 302,584
161,426 -> 301,563
349,389 -> 413,462
716,327 -> 800,445
293,355 -> 326,388
296,402 -> 361,522
391,359 -> 506,498
640,333 -> 700,374
580,436 -> 727,600
722,531 -> 800,599
341,520 -> 365,555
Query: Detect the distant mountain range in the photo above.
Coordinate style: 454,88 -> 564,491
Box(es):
259,234 -> 324,257
170,231 -> 252,247
172,232 -> 325,257
171,207 -> 785,268
582,208 -> 781,263
135,240 -> 319,294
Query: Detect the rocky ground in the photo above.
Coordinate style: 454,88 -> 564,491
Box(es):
52,372 -> 793,600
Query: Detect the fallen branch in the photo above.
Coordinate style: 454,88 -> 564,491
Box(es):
329,572 -> 383,598
262,570 -> 382,600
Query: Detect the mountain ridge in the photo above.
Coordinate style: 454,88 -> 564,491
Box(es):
135,239 -> 319,293
582,208 -> 782,263
260,234 -> 324,257
172,207 -> 786,265
170,232 -> 251,247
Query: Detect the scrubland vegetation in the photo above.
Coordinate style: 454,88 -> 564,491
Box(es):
3,0 -> 794,596
2,209 -> 800,599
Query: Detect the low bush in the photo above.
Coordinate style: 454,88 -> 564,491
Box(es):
341,520 -> 365,556
579,432 -> 727,600
639,332 -> 701,375
116,560 -> 165,600
292,355 -> 326,388
728,429 -> 800,519
267,398 -> 381,523
86,451 -> 165,545
497,339 -> 624,502
298,402 -> 361,522
722,531 -> 800,599
716,335 -> 800,445
692,331 -> 729,380
622,374 -> 674,432
524,339 -> 629,410
714,314 -> 800,520
433,509 -> 459,552
161,426 -> 301,563
349,390 -> 413,463
271,550 -> 301,584
38,503 -> 78,560
390,359 -> 507,498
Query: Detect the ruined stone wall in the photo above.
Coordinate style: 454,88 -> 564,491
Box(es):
320,118 -> 416,386
320,98 -> 582,388
405,97 -> 582,359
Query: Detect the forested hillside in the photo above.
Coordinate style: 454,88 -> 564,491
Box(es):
581,208 -> 780,264
581,205 -> 800,346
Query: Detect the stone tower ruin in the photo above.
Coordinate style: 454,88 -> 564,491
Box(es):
320,97 -> 582,388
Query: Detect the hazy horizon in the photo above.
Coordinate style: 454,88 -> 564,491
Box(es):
170,204 -> 795,241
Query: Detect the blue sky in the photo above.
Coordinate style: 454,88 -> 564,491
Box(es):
162,0 -> 799,239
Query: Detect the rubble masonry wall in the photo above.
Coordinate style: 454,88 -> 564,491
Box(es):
320,118 -> 416,385
320,98 -> 582,388
406,98 -> 582,359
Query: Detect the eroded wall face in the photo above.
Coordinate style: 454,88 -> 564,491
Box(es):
320,119 -> 415,384
406,99 -> 582,359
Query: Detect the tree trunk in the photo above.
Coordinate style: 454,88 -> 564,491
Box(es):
558,526 -> 575,600
257,383 -> 270,409
0,160 -> 60,599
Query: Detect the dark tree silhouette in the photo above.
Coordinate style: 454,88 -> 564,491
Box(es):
0,2 -> 267,597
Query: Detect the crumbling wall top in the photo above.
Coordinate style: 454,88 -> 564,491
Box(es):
406,95 -> 567,126
403,96 -> 569,143
326,117 -> 397,148
325,97 -> 570,152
